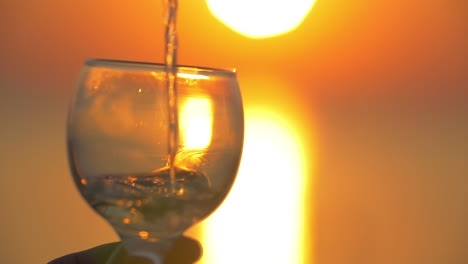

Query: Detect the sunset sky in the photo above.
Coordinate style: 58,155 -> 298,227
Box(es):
1,0 -> 467,263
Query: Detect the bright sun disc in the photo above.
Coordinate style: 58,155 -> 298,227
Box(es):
206,0 -> 317,38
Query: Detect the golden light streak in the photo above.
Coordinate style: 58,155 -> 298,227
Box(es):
177,73 -> 209,80
206,0 -> 317,38
179,97 -> 213,149
201,109 -> 307,264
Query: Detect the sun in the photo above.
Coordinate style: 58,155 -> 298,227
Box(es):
206,0 -> 317,38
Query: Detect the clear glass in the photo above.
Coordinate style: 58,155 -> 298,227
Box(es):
67,59 -> 243,262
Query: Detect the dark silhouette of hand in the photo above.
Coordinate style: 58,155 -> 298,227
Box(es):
48,236 -> 202,264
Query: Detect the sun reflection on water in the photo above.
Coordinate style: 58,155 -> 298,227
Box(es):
200,108 -> 309,264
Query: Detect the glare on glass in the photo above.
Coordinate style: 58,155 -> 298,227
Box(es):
67,59 -> 243,260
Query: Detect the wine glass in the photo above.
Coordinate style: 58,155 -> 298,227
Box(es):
67,59 -> 244,263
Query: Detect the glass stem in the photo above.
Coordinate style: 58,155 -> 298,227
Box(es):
122,237 -> 176,264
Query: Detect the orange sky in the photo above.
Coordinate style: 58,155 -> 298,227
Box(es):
2,0 -> 466,98
1,1 -> 467,263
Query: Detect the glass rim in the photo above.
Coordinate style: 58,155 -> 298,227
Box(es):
85,58 -> 237,77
